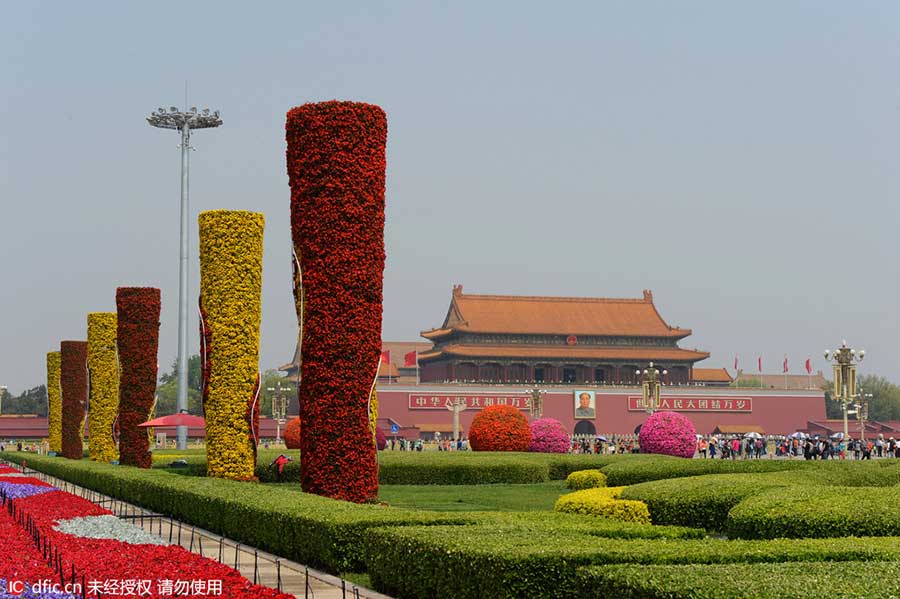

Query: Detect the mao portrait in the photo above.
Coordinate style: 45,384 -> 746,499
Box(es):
574,391 -> 595,419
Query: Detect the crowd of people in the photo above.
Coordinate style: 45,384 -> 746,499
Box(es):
696,434 -> 900,460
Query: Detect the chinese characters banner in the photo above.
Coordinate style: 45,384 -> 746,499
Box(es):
408,394 -> 531,410
627,396 -> 752,412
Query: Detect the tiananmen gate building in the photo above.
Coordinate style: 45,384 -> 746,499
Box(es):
279,286 -> 828,438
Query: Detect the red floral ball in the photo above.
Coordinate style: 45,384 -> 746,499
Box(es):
375,427 -> 387,450
638,411 -> 696,458
284,417 -> 301,449
468,405 -> 531,452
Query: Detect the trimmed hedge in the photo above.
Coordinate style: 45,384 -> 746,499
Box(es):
620,474 -> 786,530
566,469 -> 608,490
578,561 -> 900,598
555,488 -> 649,523
3,453 -> 466,573
601,456 -> 813,486
727,484 -> 900,539
366,524 -> 900,599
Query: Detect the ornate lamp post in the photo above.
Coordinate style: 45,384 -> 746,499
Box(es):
446,398 -> 467,441
851,388 -> 873,444
267,381 -> 289,444
824,341 -> 865,442
525,388 -> 548,419
147,106 -> 222,450
636,363 -> 667,414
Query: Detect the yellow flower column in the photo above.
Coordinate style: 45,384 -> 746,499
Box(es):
46,351 -> 62,453
199,210 -> 264,480
87,312 -> 119,462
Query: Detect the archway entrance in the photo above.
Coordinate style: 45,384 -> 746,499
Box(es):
574,420 -> 596,436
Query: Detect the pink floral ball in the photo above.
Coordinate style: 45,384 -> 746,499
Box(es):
528,418 -> 570,453
638,411 -> 696,458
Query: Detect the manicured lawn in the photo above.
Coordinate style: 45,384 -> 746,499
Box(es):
263,480 -> 568,512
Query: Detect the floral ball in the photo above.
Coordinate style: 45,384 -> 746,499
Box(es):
284,417 -> 301,449
469,405 -> 531,452
375,427 -> 387,450
638,411 -> 696,458
528,418 -> 570,453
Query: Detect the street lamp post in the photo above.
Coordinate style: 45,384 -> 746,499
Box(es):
525,388 -> 548,419
267,382 -> 289,444
636,363 -> 667,414
824,341 -> 865,443
147,106 -> 222,450
0,386 -> 7,416
852,388 -> 873,445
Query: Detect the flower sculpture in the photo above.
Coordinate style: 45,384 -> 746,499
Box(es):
87,312 -> 119,462
60,340 -> 88,459
284,417 -> 301,450
469,405 -> 531,452
528,417 -> 570,453
198,210 -> 265,481
46,351 -> 62,454
116,287 -> 160,468
286,101 -> 386,503
638,410 -> 697,458
375,427 -> 387,450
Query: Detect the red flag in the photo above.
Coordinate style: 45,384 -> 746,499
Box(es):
380,350 -> 391,365
805,358 -> 812,374
758,356 -> 762,373
783,356 -> 789,374
404,350 -> 417,367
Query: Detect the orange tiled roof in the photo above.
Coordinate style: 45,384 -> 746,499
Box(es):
421,287 -> 691,339
418,344 -> 709,363
692,368 -> 734,383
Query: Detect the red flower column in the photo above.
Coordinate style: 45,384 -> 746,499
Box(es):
286,101 -> 386,502
116,287 -> 161,468
60,340 -> 88,459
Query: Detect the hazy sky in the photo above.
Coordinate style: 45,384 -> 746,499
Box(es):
3,2 -> 899,393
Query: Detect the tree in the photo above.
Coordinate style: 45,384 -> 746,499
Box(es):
2,385 -> 48,416
823,374 -> 900,422
155,355 -> 203,415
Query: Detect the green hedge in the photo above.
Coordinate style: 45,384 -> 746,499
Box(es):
366,523 -> 900,598
578,561 -> 900,598
3,452 -> 469,573
601,457 -> 814,486
619,473 -> 786,530
727,484 -> 900,539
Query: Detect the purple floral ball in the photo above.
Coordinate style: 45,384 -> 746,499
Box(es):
528,418 -> 570,453
638,411 -> 696,458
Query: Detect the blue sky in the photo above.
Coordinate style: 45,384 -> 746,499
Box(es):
2,2 -> 899,391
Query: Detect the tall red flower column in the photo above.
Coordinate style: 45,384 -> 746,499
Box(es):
286,101 -> 386,502
116,287 -> 161,468
60,340 -> 88,459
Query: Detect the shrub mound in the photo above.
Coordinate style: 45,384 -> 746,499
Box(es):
638,411 -> 696,458
579,561 -> 900,598
566,469 -> 608,490
727,485 -> 900,539
468,405 -> 531,452
555,488 -> 650,524
284,417 -> 301,450
528,418 -> 570,453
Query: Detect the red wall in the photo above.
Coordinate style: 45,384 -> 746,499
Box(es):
376,385 -> 825,436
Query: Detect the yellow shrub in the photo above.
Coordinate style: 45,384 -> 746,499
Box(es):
46,351 -> 62,453
369,385 -> 378,437
87,312 -> 119,462
199,210 -> 264,481
554,487 -> 651,524
566,469 -> 608,490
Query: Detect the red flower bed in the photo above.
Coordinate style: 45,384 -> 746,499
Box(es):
283,417 -> 301,449
468,405 -> 532,452
116,288 -> 161,468
286,101 -> 387,503
6,484 -> 295,598
60,341 -> 88,459
0,498 -> 58,583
